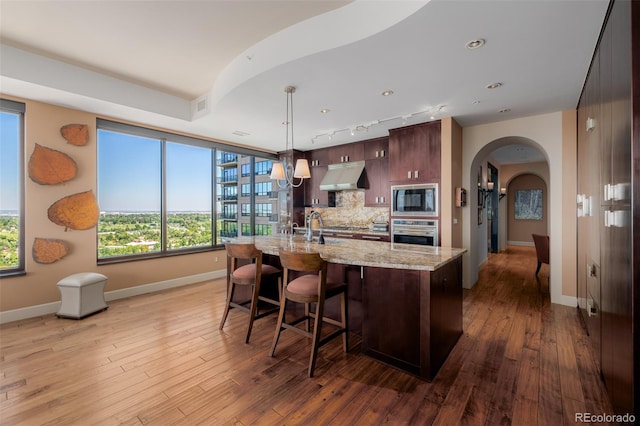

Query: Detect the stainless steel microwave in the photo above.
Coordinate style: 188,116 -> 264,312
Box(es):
391,183 -> 438,217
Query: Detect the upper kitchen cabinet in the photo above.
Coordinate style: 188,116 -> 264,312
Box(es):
363,137 -> 388,160
363,137 -> 389,207
305,148 -> 329,206
327,141 -> 364,164
364,156 -> 389,206
389,121 -> 441,183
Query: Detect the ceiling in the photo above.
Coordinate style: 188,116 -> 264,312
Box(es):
0,0 -> 609,163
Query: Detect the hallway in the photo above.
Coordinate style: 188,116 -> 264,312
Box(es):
0,246 -> 615,425
460,245 -> 614,424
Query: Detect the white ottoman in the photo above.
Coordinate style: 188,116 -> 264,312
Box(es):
56,272 -> 108,319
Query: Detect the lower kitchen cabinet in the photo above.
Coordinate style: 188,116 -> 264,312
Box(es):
362,257 -> 462,380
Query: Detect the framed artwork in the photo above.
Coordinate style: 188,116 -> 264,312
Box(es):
515,189 -> 543,220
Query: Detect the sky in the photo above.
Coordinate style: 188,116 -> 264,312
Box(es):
98,130 -> 213,212
0,111 -> 19,212
1,123 -> 254,214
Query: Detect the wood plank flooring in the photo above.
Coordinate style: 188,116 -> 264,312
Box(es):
0,246 -> 615,425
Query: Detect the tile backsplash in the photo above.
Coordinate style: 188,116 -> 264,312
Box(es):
305,191 -> 389,228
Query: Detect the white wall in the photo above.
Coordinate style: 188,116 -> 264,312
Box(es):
462,111 -> 575,306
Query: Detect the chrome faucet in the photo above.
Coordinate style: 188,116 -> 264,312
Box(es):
305,211 -> 324,242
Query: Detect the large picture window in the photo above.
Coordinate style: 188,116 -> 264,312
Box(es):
97,119 -> 276,262
0,99 -> 25,275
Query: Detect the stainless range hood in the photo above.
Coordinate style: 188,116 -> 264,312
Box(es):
319,160 -> 365,191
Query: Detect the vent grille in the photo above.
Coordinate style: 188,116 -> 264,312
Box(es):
191,94 -> 209,120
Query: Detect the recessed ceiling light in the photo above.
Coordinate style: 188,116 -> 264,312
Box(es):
499,108 -> 511,113
381,90 -> 394,97
320,108 -> 330,114
466,39 -> 485,49
486,82 -> 503,89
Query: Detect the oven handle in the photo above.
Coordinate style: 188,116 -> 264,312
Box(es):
392,229 -> 436,236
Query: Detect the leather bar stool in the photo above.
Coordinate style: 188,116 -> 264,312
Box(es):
219,243 -> 282,343
269,250 -> 348,377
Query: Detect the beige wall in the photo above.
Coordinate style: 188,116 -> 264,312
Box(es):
462,111 -> 577,306
440,117 -> 463,248
0,96 -> 227,314
497,161 -> 550,250
506,174 -> 548,243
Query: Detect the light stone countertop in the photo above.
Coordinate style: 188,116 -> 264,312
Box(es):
226,235 -> 466,271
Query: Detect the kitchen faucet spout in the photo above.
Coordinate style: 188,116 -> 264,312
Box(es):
305,211 -> 324,242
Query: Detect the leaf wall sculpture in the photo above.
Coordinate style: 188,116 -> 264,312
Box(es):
28,144 -> 78,185
60,124 -> 89,146
32,238 -> 69,264
48,190 -> 100,231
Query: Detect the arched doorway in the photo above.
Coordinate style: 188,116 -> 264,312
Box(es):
466,136 -> 549,290
460,111 -> 577,307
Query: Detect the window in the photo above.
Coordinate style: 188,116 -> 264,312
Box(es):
97,119 -> 276,262
255,224 -> 272,236
255,160 -> 272,175
241,223 -> 252,236
255,181 -> 272,196
220,222 -> 237,238
222,186 -> 237,201
0,99 -> 25,275
241,204 -> 251,217
241,163 -> 251,177
165,142 -> 212,250
222,204 -> 237,220
241,184 -> 251,197
222,168 -> 237,183
255,203 -> 272,218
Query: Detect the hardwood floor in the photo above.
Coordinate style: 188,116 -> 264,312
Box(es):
0,246 -> 615,425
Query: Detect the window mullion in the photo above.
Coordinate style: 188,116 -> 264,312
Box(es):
161,139 -> 168,252
211,148 -> 217,246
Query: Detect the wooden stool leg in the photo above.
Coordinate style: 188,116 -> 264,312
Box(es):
304,303 -> 311,332
340,292 -> 348,352
219,280 -> 235,330
245,278 -> 261,343
269,297 -> 287,357
308,298 -> 325,378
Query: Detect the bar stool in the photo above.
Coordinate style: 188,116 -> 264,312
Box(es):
220,243 -> 282,343
269,250 -> 348,377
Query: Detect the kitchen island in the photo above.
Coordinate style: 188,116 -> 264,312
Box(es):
227,235 -> 466,380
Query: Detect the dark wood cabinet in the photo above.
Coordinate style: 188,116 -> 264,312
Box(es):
327,141 -> 364,164
576,0 -> 638,415
364,157 -> 389,207
362,256 -> 462,380
363,137 -> 388,160
363,137 -> 389,206
305,148 -> 329,207
429,257 -> 463,373
388,121 -> 441,184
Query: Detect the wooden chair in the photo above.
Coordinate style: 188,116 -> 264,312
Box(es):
220,243 -> 282,343
269,250 -> 348,377
532,234 -> 550,276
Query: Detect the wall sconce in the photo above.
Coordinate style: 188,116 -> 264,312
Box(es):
499,187 -> 507,201
481,181 -> 494,205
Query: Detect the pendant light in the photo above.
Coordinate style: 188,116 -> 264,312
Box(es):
270,86 -> 310,187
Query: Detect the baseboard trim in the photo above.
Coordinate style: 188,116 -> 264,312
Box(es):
507,241 -> 535,247
0,270 -> 226,325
